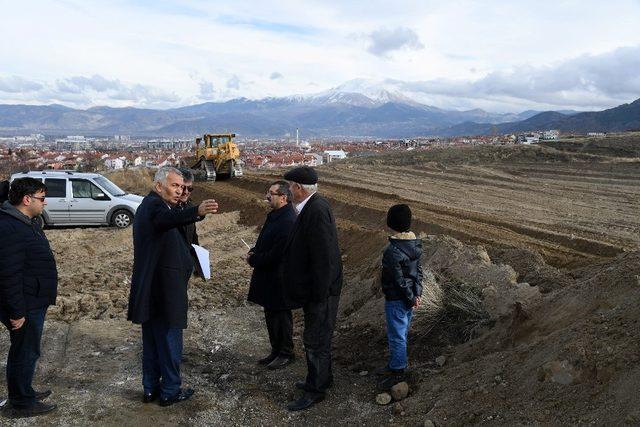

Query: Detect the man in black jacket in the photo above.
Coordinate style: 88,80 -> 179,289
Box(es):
0,178 -> 57,418
246,180 -> 297,370
128,167 -> 218,407
177,168 -> 201,277
281,166 -> 343,411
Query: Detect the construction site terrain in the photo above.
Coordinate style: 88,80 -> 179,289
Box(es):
1,135 -> 639,425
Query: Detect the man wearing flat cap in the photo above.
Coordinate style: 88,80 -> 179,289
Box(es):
281,166 -> 343,411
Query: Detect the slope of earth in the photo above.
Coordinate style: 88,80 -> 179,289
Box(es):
209,139 -> 640,268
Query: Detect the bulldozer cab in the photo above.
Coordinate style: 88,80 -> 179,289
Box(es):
196,133 -> 238,156
191,133 -> 242,181
204,134 -> 234,147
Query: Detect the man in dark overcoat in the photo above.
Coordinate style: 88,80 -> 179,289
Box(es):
246,180 -> 297,370
0,178 -> 57,418
281,166 -> 343,411
177,168 -> 201,277
128,166 -> 218,407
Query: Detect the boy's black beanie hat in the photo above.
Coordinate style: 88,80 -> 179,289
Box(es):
387,204 -> 411,232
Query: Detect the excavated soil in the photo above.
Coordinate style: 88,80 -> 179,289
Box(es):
1,137 -> 639,425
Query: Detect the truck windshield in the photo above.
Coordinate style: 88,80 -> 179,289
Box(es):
94,176 -> 126,196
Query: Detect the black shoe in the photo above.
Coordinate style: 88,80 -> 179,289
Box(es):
257,353 -> 278,365
287,393 -> 325,411
295,378 -> 334,391
267,355 -> 294,370
159,388 -> 194,407
143,390 -> 159,403
377,374 -> 405,391
2,401 -> 57,419
35,390 -> 52,401
375,365 -> 405,376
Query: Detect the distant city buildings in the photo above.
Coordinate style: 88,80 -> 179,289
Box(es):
515,129 -> 561,144
0,128 -> 620,176
541,130 -> 560,140
56,136 -> 92,151
323,149 -> 347,162
104,157 -> 126,169
518,133 -> 540,144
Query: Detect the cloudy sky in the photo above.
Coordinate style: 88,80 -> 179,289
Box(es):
1,0 -> 640,112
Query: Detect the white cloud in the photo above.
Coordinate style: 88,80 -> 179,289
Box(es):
0,76 -> 43,93
56,75 -> 124,94
198,81 -> 216,99
226,75 -> 241,90
366,27 -> 424,57
270,72 -> 284,80
394,46 -> 640,110
0,74 -> 179,108
0,0 -> 639,111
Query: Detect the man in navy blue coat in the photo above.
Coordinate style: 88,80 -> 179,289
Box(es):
0,178 -> 58,418
128,167 -> 218,407
246,180 -> 297,370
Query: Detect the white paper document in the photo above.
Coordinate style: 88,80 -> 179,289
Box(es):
191,244 -> 211,280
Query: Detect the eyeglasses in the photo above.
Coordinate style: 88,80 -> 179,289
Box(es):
181,186 -> 194,193
266,191 -> 285,197
29,195 -> 46,202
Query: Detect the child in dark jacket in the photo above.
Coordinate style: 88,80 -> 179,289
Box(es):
380,204 -> 423,378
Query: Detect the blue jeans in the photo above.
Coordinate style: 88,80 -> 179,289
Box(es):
141,318 -> 183,400
2,307 -> 47,408
384,300 -> 413,371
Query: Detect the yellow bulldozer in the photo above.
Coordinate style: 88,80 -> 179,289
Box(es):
191,133 -> 243,181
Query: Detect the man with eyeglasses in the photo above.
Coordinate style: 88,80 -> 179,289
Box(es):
0,178 -> 58,418
246,181 -> 297,370
177,169 -> 201,277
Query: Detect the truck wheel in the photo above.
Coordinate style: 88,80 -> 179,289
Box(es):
112,210 -> 133,228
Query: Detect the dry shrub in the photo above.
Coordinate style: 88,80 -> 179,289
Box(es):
441,280 -> 492,341
415,271 -> 492,342
416,270 -> 444,325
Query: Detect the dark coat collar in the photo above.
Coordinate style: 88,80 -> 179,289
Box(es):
268,202 -> 294,220
147,190 -> 174,208
297,192 -> 319,216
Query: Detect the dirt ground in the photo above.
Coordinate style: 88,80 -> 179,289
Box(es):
1,136 -> 640,425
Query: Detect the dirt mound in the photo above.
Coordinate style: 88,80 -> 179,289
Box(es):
334,227 -> 640,424
421,234 -> 518,289
421,250 -> 640,425
335,234 -> 543,365
487,246 -> 573,292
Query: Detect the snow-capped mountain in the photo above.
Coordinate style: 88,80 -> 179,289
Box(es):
303,78 -> 430,108
0,77 -> 613,138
